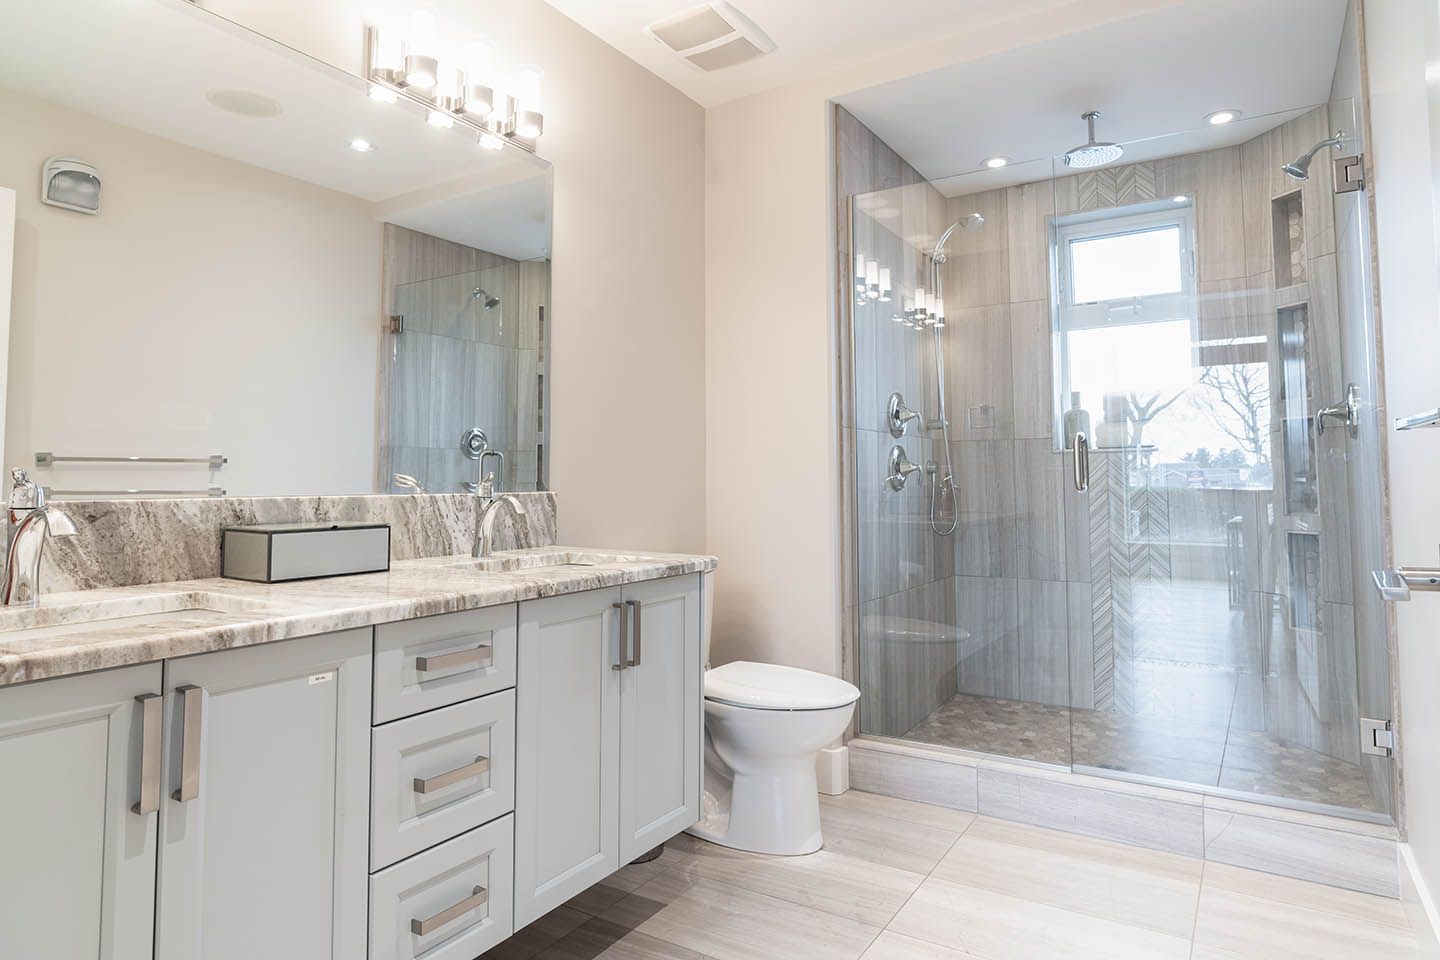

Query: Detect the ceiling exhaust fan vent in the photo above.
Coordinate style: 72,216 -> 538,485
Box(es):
645,2 -> 776,72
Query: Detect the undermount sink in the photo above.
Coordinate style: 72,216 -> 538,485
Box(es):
443,550 -> 652,574
0,591 -> 279,641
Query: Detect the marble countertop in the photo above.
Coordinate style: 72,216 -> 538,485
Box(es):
0,547 -> 717,687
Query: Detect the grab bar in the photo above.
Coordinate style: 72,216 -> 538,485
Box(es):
1372,567 -> 1440,602
35,452 -> 227,469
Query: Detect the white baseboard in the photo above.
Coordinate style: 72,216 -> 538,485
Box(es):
816,745 -> 849,795
1401,844 -> 1440,955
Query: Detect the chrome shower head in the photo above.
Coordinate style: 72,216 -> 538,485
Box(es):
1282,132 -> 1346,181
1063,111 -> 1124,169
931,214 -> 985,264
471,287 -> 500,310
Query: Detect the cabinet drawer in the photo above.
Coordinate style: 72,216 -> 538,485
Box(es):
371,690 -> 516,869
374,606 -> 517,723
370,815 -> 513,960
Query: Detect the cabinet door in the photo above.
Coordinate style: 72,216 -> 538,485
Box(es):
619,574 -> 702,862
154,630 -> 371,960
513,587 -> 622,928
0,663 -> 162,960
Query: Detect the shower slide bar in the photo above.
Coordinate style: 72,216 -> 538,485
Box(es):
35,452 -> 227,469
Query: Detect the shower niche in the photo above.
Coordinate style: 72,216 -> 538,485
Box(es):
1272,191 -> 1308,287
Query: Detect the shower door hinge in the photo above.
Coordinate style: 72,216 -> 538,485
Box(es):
1334,155 -> 1365,193
1360,717 -> 1394,757
388,314 -> 404,334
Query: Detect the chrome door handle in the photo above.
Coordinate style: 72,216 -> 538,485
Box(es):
172,684 -> 203,803
410,885 -> 488,936
625,599 -> 642,667
612,602 -> 628,671
132,693 -> 162,815
1316,383 -> 1360,438
1071,432 -> 1090,492
415,644 -> 492,673
413,756 -> 491,795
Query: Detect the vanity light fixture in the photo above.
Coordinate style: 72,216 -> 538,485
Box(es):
1205,109 -> 1241,126
364,15 -> 546,153
982,155 -> 1010,169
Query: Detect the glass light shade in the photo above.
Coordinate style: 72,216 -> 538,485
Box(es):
373,27 -> 404,73
403,53 -> 438,89
865,259 -> 879,286
516,110 -> 544,139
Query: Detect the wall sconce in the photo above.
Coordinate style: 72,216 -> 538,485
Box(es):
365,13 -> 546,153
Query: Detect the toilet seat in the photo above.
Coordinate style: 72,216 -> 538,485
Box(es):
703,661 -> 860,711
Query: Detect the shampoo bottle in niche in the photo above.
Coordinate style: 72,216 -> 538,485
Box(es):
1063,392 -> 1091,445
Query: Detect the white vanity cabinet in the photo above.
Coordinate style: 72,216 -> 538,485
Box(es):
0,663 -> 162,960
513,574 -> 703,927
153,629 -> 372,960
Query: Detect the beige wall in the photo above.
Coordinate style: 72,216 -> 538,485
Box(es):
0,88 -> 380,496
204,0 -> 708,554
703,0 -> 1182,674
1364,0 -> 1440,914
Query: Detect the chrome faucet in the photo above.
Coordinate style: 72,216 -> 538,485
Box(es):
2,469 -> 77,607
473,451 -> 528,558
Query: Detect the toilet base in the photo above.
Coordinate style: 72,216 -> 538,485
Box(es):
685,737 -> 827,856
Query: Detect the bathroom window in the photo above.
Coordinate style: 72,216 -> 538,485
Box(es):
1050,199 -> 1270,491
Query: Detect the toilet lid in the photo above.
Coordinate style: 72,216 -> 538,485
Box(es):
704,661 -> 860,711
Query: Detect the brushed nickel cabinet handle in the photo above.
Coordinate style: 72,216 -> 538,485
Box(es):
172,685 -> 203,803
611,602 -> 628,671
132,693 -> 162,815
415,643 -> 492,673
410,885 -> 488,936
413,756 -> 490,795
626,599 -> 642,667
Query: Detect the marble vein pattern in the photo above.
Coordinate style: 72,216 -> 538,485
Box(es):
0,546 -> 715,686
39,492 -> 558,592
488,790 -> 1426,960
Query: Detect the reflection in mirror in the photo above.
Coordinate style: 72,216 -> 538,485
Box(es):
0,0 -> 551,498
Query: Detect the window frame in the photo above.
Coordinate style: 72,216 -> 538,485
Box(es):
1050,198 -> 1199,449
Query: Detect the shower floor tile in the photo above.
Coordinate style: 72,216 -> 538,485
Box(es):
900,692 -> 1380,814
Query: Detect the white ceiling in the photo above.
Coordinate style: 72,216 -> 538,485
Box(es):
540,0 -> 1075,108
834,0 -> 1349,193
0,0 -> 551,256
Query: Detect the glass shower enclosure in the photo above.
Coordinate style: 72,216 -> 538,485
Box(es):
847,100 -> 1394,821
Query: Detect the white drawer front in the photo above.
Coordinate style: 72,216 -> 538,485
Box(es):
369,815 -> 514,960
371,690 -> 516,869
374,606 -> 517,723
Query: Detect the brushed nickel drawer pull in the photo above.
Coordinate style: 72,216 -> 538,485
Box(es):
626,599 -> 642,667
415,643 -> 492,673
172,685 -> 204,803
132,693 -> 162,815
611,602 -> 628,671
410,885 -> 488,936
413,756 -> 491,795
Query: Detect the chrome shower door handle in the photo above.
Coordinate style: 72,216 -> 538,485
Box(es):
1316,383 -> 1360,438
172,684 -> 204,803
1071,432 -> 1090,492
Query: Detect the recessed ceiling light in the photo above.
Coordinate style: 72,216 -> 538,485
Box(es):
1172,195 -> 1187,203
205,89 -> 283,118
982,156 -> 1010,169
1205,109 -> 1241,126
349,138 -> 375,153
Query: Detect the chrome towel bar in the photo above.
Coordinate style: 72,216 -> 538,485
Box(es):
35,451 -> 227,469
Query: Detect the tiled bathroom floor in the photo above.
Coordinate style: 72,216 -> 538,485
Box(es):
488,790 -> 1426,959
902,692 -> 1378,812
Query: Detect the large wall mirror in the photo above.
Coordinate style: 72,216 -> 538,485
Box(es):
0,0 -> 552,499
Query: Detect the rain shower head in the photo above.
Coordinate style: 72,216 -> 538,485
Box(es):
1282,132 -> 1346,181
1063,111 -> 1124,169
471,287 -> 500,310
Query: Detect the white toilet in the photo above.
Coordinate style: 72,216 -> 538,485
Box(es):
687,660 -> 860,856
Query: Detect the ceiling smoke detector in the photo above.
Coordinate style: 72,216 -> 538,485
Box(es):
645,2 -> 776,72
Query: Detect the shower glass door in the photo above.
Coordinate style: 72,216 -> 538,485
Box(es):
849,103 -> 1394,822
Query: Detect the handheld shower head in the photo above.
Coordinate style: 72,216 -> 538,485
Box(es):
1282,132 -> 1346,181
931,214 -> 985,264
471,287 -> 501,310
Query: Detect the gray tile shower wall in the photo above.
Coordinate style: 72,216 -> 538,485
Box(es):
39,491 -> 557,592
